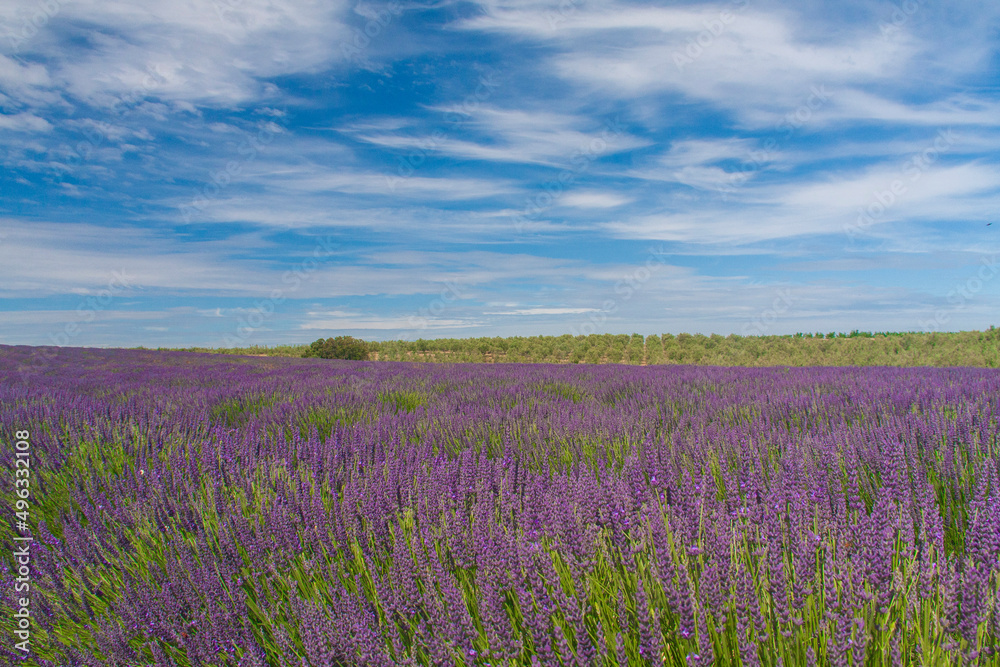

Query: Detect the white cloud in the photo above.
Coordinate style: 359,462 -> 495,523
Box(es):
0,112 -> 53,132
0,219 -> 275,295
603,160 -> 1000,244
825,91 -> 1000,127
0,309 -> 174,326
349,106 -> 649,167
0,219 -> 611,300
777,162 -> 1000,213
300,311 -> 478,330
484,307 -> 599,315
560,191 -> 632,208
656,138 -> 759,169
270,169 -> 519,200
457,1 -> 1000,133
1,0 -> 355,110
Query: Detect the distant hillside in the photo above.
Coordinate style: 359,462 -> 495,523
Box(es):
165,327 -> 1000,367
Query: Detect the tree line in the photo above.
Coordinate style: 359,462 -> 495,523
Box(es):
170,327 -> 1000,367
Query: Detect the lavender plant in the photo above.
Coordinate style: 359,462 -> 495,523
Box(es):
0,345 -> 997,665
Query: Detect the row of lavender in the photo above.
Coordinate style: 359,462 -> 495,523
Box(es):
1,346 -> 998,665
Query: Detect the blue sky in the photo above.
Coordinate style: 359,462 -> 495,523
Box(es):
1,0 -> 999,347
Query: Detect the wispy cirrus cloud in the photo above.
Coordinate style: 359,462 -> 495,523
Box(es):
1,0 -> 355,108
349,106 -> 649,166
2,0 -> 999,344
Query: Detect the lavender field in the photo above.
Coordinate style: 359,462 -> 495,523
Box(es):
1,346 -> 998,666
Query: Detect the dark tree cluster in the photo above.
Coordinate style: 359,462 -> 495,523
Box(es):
302,336 -> 370,360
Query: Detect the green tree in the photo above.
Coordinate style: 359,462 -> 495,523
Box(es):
302,336 -> 370,361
